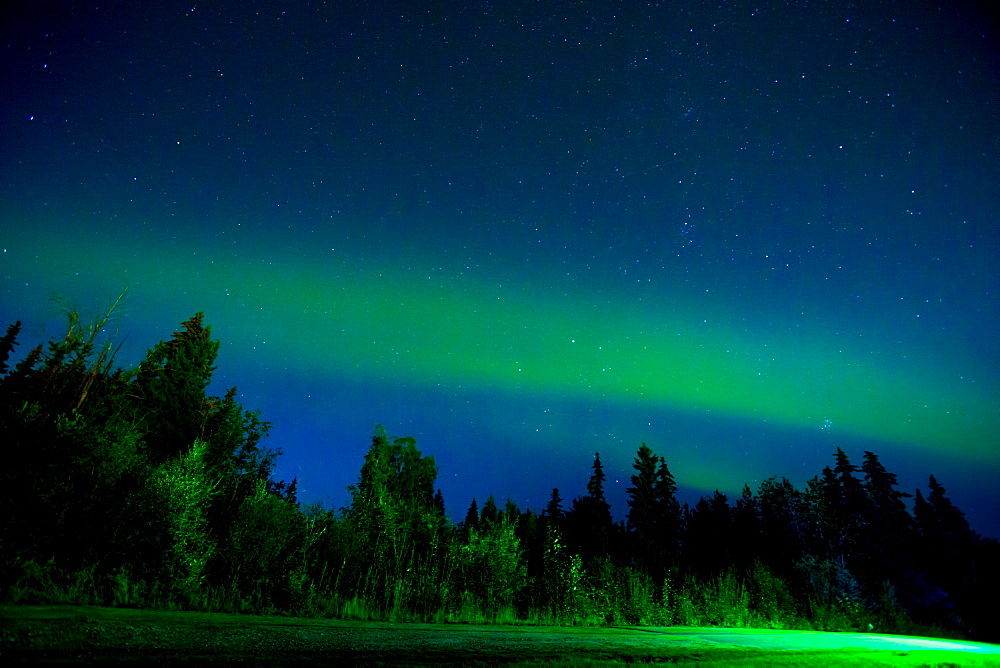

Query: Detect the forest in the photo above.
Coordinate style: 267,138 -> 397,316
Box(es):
1,305 -> 997,643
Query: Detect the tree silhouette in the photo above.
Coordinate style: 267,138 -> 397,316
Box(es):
625,443 -> 680,579
480,495 -> 500,531
757,477 -> 805,575
134,312 -> 219,463
544,487 -> 564,525
566,452 -> 614,562
3,306 -> 997,638
462,498 -> 480,535
856,451 -> 914,592
685,490 -> 732,577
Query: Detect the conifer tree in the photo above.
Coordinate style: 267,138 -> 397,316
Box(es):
587,452 -> 608,505
480,495 -> 499,531
0,321 -> 20,376
134,312 -> 220,463
566,452 -> 614,562
462,498 -> 480,534
834,448 -> 869,541
810,449 -> 868,564
757,477 -> 805,573
914,475 -> 978,614
857,451 -> 914,589
544,488 -> 564,525
589,451 -> 614,534
626,444 -> 659,537
433,488 -> 446,518
625,443 -> 680,578
684,490 -> 732,577
732,483 -> 761,569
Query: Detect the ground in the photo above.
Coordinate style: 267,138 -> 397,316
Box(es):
2,605 -> 999,666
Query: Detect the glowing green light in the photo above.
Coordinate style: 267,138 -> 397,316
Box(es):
17,221 -> 997,467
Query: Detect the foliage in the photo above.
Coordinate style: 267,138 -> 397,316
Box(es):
451,516 -> 525,621
624,443 -> 681,578
538,525 -> 585,620
1,304 -> 996,642
151,438 -> 217,605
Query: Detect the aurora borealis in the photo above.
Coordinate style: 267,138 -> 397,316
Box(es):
2,2 -> 997,536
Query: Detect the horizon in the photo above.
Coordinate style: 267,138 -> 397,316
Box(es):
2,2 -> 997,538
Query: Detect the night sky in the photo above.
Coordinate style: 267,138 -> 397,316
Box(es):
2,2 -> 998,538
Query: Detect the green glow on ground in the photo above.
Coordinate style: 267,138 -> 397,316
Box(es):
4,605 -> 999,666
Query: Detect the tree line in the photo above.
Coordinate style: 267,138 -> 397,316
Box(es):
1,306 -> 996,642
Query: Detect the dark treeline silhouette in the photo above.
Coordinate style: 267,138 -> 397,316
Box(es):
2,306 -> 997,642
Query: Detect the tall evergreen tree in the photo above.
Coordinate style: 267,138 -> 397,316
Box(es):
810,449 -> 869,564
626,444 -> 659,538
625,443 -> 680,578
565,452 -> 614,562
480,495 -> 500,531
134,312 -> 220,463
757,477 -> 805,574
834,448 -> 869,529
0,321 -> 20,376
503,498 -> 521,529
732,483 -> 761,569
544,488 -> 564,525
433,488 -> 446,518
462,498 -> 480,534
684,490 -> 732,577
914,475 -> 978,619
856,451 -> 914,590
587,452 -> 608,505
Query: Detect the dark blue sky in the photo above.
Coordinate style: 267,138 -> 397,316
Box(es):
2,1 -> 998,536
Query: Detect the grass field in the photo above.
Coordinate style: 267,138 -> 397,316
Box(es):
2,605 -> 998,666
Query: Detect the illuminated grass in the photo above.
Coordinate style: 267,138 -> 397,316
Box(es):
515,652 -> 1000,667
3,606 -> 998,666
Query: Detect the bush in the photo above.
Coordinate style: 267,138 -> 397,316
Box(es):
450,516 -> 526,621
536,526 -> 586,623
152,439 -> 217,606
795,555 -> 870,631
747,561 -> 799,628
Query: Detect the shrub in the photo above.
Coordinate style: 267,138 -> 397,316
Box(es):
152,438 -> 217,606
451,516 -> 526,621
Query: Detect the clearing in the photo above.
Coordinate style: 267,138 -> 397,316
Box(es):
2,605 -> 999,666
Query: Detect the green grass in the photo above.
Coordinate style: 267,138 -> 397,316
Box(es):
516,655 -> 1000,667
516,654 -> 1000,667
2,605 -> 998,666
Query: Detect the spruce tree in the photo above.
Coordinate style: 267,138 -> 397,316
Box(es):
625,443 -> 680,578
134,312 -> 220,463
565,452 -> 614,562
915,476 -> 978,615
587,452 -> 609,506
626,444 -> 659,538
810,449 -> 869,564
462,498 -> 480,534
503,498 -> 521,529
732,483 -> 761,569
858,451 -> 914,590
0,320 -> 20,376
757,477 -> 804,574
544,488 -> 564,524
480,495 -> 499,531
684,491 -> 732,577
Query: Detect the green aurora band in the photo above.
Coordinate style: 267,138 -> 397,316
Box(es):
10,219 -> 996,472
